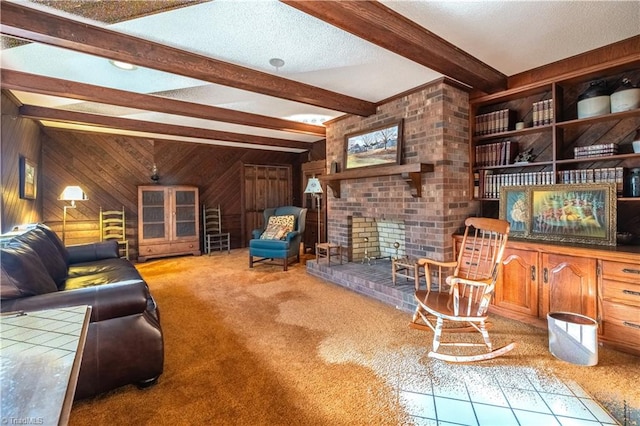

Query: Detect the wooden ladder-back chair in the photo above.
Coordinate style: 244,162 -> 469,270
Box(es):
99,206 -> 129,260
203,204 -> 230,255
411,217 -> 515,362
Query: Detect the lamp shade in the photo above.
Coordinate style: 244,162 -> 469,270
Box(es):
304,177 -> 323,195
59,186 -> 88,201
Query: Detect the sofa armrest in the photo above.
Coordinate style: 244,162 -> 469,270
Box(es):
67,240 -> 119,264
251,228 -> 263,239
0,280 -> 150,322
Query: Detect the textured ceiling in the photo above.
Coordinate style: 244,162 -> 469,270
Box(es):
2,0 -> 639,153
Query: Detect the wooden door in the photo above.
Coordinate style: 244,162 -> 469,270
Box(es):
495,247 -> 539,317
242,164 -> 292,245
540,253 -> 597,319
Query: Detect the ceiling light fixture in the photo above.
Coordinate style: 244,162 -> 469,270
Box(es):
109,60 -> 137,71
269,58 -> 285,72
286,114 -> 332,125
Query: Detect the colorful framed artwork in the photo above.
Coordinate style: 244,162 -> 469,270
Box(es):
343,120 -> 403,170
20,156 -> 37,200
528,183 -> 616,246
499,186 -> 528,237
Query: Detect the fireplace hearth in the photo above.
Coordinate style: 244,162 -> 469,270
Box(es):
306,255 -> 423,314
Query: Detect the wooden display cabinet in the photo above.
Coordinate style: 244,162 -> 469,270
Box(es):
138,185 -> 200,262
483,236 -> 640,356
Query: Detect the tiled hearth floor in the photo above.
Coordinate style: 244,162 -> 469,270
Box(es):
306,259 -> 621,426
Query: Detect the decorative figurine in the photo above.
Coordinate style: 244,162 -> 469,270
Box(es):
514,148 -> 535,164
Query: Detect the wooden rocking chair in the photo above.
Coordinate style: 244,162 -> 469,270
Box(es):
411,217 -> 516,362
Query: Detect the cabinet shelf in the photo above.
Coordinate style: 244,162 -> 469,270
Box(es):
556,108 -> 640,128
473,125 -> 552,142
474,160 -> 554,171
321,163 -> 434,198
557,153 -> 640,165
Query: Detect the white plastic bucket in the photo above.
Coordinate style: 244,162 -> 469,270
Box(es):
547,312 -> 598,366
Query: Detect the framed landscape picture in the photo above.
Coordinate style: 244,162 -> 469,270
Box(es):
499,186 -> 528,237
344,120 -> 403,170
528,183 -> 616,246
19,156 -> 37,200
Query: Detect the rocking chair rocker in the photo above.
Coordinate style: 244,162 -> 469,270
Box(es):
411,217 -> 515,362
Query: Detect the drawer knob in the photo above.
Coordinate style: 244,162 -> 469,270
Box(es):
622,268 -> 640,275
623,289 -> 640,297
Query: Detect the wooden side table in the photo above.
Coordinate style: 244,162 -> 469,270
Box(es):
315,242 -> 343,266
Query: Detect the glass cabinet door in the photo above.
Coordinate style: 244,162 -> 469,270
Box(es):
141,189 -> 166,240
174,189 -> 197,238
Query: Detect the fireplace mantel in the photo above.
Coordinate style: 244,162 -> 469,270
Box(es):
321,163 -> 434,198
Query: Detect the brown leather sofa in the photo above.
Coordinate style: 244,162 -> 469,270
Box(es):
1,224 -> 163,399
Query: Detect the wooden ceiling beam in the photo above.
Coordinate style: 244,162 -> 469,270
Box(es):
19,105 -> 312,150
282,0 -> 507,94
1,1 -> 377,116
1,70 -> 326,137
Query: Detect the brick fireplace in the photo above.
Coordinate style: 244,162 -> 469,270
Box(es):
321,78 -> 478,263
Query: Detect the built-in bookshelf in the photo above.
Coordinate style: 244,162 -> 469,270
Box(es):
469,57 -> 640,237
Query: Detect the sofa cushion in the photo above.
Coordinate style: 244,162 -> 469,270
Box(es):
36,223 -> 70,265
12,227 -> 68,287
260,215 -> 295,240
0,245 -> 58,300
64,258 -> 144,290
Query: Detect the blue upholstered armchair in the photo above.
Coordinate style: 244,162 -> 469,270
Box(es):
249,206 -> 307,271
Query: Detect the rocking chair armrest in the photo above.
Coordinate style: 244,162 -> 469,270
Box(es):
447,276 -> 492,288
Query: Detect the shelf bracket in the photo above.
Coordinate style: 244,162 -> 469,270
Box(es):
402,172 -> 422,198
326,181 -> 341,198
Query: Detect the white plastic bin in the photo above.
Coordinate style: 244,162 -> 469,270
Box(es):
547,312 -> 598,366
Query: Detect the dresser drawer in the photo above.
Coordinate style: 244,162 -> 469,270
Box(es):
601,300 -> 640,347
139,243 -> 172,256
169,241 -> 199,254
601,260 -> 640,282
602,279 -> 640,307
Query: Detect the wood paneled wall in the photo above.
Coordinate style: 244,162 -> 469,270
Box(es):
40,128 -> 305,258
1,92 -> 42,233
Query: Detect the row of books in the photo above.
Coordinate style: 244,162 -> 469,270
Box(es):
477,171 -> 555,199
473,109 -> 517,136
574,143 -> 618,159
532,99 -> 554,127
475,167 -> 625,199
558,167 -> 624,195
475,141 -> 518,167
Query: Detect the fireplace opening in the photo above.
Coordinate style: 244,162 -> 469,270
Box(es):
349,217 -> 405,262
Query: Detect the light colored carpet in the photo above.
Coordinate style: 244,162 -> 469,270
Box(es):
70,250 -> 639,425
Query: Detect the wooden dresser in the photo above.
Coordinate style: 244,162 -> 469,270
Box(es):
492,239 -> 640,356
138,185 -> 200,262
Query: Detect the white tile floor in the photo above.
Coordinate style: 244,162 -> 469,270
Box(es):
397,366 -> 620,426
